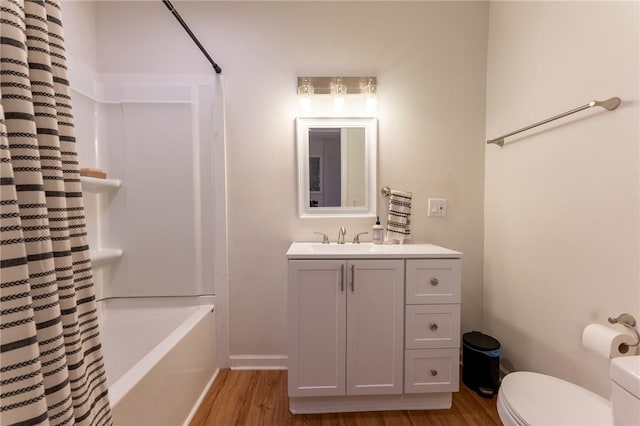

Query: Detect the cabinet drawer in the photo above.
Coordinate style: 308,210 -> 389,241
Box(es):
405,304 -> 460,349
406,259 -> 461,304
404,348 -> 459,393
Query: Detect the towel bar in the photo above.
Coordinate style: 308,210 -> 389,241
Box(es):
487,97 -> 620,147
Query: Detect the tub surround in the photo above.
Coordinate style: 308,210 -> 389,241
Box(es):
287,242 -> 462,413
98,297 -> 217,425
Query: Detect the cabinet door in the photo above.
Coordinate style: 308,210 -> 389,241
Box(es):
288,260 -> 346,397
346,260 -> 404,395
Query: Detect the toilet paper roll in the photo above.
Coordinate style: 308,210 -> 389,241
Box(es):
582,323 -> 637,358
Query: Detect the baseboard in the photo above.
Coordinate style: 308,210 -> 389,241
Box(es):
229,355 -> 288,370
183,368 -> 219,426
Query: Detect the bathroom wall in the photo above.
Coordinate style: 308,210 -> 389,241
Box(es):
484,1 -> 639,397
88,1 -> 488,366
59,0 -> 640,394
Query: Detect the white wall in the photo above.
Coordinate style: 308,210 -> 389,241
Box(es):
91,1 -> 488,365
484,1 -> 639,397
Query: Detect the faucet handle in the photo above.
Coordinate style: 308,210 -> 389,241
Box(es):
352,232 -> 368,244
314,232 -> 330,244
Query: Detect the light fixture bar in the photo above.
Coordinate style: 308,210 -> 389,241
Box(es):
297,77 -> 377,95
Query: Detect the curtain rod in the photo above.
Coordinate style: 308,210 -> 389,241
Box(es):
161,0 -> 222,74
487,97 -> 620,147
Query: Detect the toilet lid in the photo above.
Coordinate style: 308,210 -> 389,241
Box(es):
500,372 -> 612,425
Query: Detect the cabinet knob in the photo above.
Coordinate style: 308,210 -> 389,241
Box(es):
430,369 -> 438,376
430,323 -> 438,331
430,277 -> 439,286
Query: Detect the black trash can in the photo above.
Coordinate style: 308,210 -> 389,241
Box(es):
462,331 -> 501,398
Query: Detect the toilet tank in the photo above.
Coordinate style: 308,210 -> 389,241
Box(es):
610,356 -> 640,426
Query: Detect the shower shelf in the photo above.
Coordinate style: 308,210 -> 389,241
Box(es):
91,248 -> 124,267
80,176 -> 122,193
80,176 -> 124,269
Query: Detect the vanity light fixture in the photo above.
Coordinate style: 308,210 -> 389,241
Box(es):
296,76 -> 378,113
296,76 -> 377,97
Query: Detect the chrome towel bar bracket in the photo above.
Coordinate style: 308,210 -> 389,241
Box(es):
487,97 -> 620,147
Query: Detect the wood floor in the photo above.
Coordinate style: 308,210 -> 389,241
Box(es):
190,369 -> 502,426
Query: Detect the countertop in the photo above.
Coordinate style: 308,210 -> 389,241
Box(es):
286,242 -> 462,259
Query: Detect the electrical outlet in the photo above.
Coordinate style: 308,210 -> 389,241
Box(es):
427,198 -> 448,217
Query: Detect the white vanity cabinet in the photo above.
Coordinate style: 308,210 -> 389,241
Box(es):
287,242 -> 462,414
287,259 -> 404,398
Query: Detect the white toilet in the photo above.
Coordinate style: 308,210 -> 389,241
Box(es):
497,355 -> 640,425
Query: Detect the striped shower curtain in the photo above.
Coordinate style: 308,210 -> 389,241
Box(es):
1,0 -> 112,425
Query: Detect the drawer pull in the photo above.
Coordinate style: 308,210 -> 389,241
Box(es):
430,277 -> 439,286
430,323 -> 438,331
430,369 -> 438,376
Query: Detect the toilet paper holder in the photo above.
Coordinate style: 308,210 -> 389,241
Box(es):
608,313 -> 640,348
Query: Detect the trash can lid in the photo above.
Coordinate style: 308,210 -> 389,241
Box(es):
463,331 -> 501,351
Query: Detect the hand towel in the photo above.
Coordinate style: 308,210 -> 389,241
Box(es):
386,189 -> 412,244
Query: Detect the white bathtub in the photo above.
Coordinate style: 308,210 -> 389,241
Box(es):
97,297 -> 217,425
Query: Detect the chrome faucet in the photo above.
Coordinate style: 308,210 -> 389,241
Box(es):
352,232 -> 368,244
314,232 -> 330,244
337,226 -> 347,244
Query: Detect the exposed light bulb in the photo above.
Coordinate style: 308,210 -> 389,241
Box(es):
297,78 -> 314,97
366,95 -> 377,110
297,78 -> 314,112
299,96 -> 311,109
331,77 -> 347,110
331,78 -> 347,98
362,79 -> 377,97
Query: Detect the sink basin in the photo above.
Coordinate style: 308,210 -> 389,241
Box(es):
287,241 -> 463,259
310,243 -> 378,253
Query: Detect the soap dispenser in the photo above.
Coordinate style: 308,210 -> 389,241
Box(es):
372,216 -> 384,244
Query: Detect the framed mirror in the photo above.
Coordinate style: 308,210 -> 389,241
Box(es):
296,117 -> 377,218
